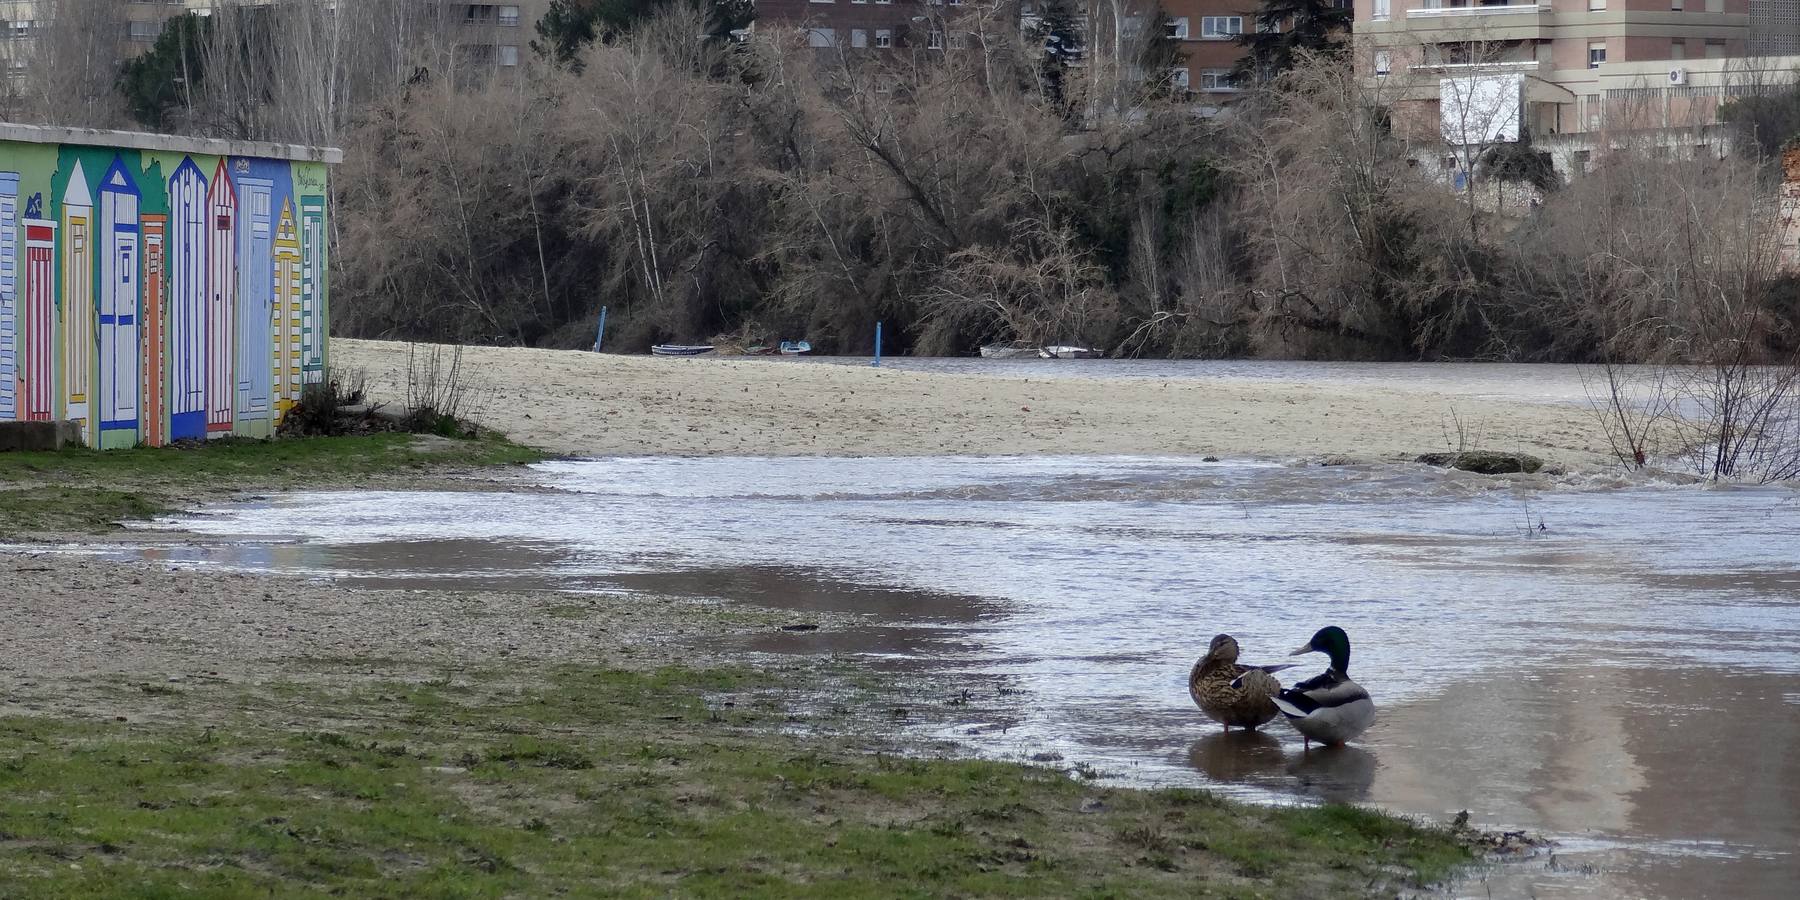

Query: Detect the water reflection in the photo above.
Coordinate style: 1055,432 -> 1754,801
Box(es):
1184,731 -> 1378,804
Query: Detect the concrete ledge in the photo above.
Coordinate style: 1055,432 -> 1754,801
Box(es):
0,123 -> 342,165
0,420 -> 86,452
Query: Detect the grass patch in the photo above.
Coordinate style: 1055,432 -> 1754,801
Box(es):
0,664 -> 1473,898
0,432 -> 544,536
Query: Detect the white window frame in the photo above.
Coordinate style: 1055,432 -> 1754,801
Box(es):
1374,50 -> 1391,77
498,44 -> 519,66
1200,69 -> 1238,91
1670,40 -> 1684,60
1587,42 -> 1605,69
874,29 -> 893,48
852,28 -> 868,48
928,29 -> 944,50
1166,16 -> 1188,39
1373,0 -> 1390,19
807,27 -> 836,47
1199,16 -> 1242,39
1588,0 -> 1604,9
498,4 -> 520,26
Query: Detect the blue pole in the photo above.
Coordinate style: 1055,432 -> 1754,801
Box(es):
593,306 -> 608,352
873,321 -> 882,368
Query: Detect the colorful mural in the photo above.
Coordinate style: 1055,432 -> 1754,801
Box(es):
0,129 -> 331,449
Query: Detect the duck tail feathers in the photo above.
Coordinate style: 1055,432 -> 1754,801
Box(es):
1271,695 -> 1309,719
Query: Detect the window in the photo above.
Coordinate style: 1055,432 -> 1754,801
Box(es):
1166,16 -> 1188,39
127,20 -> 159,40
1200,16 -> 1241,38
1200,69 -> 1237,91
1257,19 -> 1279,33
1573,150 -> 1591,173
928,29 -> 944,50
853,0 -> 868,3
498,5 -> 520,25
1170,67 -> 1190,91
1705,39 -> 1725,58
498,44 -> 518,66
852,29 -> 868,48
1373,0 -> 1390,18
809,0 -> 833,4
1374,50 -> 1391,77
1442,156 -> 1458,172
1588,0 -> 1603,9
876,0 -> 892,5
1587,41 -> 1605,68
874,29 -> 892,48
807,28 -> 835,47
949,0 -> 965,6
1670,40 -> 1684,60
463,4 -> 495,24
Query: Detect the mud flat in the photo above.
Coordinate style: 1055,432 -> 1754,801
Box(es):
336,339 -> 1618,467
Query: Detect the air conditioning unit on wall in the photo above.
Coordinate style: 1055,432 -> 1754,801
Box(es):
1669,68 -> 1687,85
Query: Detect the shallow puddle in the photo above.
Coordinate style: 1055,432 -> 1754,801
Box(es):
107,455 -> 1800,897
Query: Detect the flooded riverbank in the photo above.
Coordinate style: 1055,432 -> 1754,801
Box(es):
105,455 -> 1799,898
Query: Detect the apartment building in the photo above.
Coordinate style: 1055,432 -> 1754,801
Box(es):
1162,1 -> 1258,99
752,0 -> 1011,52
445,2 -> 542,71
1354,0 -> 1764,138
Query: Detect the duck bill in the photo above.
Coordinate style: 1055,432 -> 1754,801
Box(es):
1288,643 -> 1314,656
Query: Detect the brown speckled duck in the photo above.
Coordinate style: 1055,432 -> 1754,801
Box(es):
1189,634 -> 1295,731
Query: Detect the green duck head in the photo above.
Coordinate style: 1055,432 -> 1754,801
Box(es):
1289,626 -> 1352,673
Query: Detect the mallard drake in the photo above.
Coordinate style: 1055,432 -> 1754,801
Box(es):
1273,626 -> 1376,749
1189,634 -> 1295,731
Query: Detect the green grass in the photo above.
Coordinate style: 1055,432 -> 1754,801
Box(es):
0,432 -> 545,536
0,665 -> 1474,898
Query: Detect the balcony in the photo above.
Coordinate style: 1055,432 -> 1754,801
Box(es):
1407,0 -> 1547,18
1409,59 -> 1544,74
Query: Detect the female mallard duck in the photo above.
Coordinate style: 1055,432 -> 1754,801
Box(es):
1189,634 -> 1295,731
1273,626 -> 1376,749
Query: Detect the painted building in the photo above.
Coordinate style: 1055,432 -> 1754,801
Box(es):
0,123 -> 338,449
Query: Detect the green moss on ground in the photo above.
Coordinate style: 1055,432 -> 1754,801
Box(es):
0,665 -> 1472,898
0,432 -> 545,536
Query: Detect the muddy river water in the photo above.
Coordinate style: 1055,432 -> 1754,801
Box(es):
125,456 -> 1797,898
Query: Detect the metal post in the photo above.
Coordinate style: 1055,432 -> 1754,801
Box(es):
593,306 -> 608,352
873,321 -> 882,368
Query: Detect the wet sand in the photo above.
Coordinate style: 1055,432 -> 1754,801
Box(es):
335,339 -> 1619,467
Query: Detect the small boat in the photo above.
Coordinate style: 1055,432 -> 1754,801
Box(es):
980,340 -> 1038,359
651,344 -> 716,357
1039,345 -> 1103,359
779,341 -> 812,355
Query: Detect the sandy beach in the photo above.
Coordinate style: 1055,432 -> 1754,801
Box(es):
336,339 -> 1618,467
